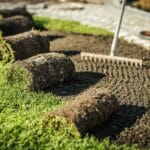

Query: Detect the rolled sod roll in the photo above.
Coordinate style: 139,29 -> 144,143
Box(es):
4,30 -> 50,60
12,52 -> 75,91
0,15 -> 33,36
45,89 -> 118,135
0,6 -> 33,21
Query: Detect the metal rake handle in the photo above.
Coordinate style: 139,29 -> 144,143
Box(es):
110,0 -> 127,56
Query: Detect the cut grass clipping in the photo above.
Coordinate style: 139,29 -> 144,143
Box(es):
0,65 -> 138,149
34,16 -> 113,36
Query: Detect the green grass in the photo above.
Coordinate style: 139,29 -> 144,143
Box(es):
0,34 -> 14,64
0,15 -> 3,20
0,16 -> 112,64
0,64 -> 139,150
34,16 -> 113,36
0,18 -> 137,149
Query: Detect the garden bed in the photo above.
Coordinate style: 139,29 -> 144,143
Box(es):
49,32 -> 150,148
0,13 -> 150,149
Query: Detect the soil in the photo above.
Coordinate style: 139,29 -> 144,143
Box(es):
49,33 -> 150,148
13,53 -> 75,91
0,0 -> 149,147
46,89 -> 118,136
0,15 -> 33,36
4,30 -> 50,60
0,6 -> 33,21
50,34 -> 150,64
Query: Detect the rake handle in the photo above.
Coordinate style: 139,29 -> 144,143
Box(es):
110,0 -> 127,56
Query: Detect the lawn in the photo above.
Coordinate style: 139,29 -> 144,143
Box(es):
0,64 -> 139,149
33,16 -> 113,36
0,17 -> 138,149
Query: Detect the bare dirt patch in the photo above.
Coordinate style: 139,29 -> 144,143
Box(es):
50,33 -> 150,148
51,34 -> 150,64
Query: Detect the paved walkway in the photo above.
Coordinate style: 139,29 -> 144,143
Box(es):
27,2 -> 150,50
0,2 -> 150,49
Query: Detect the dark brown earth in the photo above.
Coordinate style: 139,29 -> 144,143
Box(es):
13,52 -> 75,91
49,33 -> 150,148
50,34 -> 150,65
4,30 -> 50,60
0,6 -> 33,21
46,89 -> 118,136
0,0 -> 149,147
0,15 -> 33,36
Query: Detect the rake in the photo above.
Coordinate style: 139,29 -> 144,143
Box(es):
81,0 -> 142,67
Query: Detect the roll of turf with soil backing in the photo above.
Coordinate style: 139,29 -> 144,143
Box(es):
45,89 -> 118,135
8,52 -> 75,91
4,30 -> 50,60
0,15 -> 33,36
0,6 -> 33,21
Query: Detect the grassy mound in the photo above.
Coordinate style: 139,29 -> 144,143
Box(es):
0,65 -> 138,149
34,16 -> 113,36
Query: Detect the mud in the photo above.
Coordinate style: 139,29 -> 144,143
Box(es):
50,33 -> 150,147
41,31 -> 67,41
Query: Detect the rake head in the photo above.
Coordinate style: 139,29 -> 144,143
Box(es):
81,52 -> 143,68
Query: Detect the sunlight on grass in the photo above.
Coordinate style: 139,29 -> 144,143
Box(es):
0,18 -> 138,149
34,16 -> 113,36
0,34 -> 14,64
0,64 -> 138,149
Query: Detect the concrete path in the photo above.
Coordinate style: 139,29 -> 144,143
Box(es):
27,2 -> 150,50
0,2 -> 150,49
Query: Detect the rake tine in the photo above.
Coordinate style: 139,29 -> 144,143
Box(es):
80,0 -> 143,68
81,52 -> 142,68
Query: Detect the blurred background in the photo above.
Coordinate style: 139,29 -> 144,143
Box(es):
0,0 -> 149,49
0,0 -> 149,11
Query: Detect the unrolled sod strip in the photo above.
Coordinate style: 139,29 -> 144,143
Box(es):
11,52 -> 75,91
4,30 -> 50,60
45,89 -> 118,135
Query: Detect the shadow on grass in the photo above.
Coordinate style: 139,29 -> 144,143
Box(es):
49,71 -> 105,97
89,104 -> 147,140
